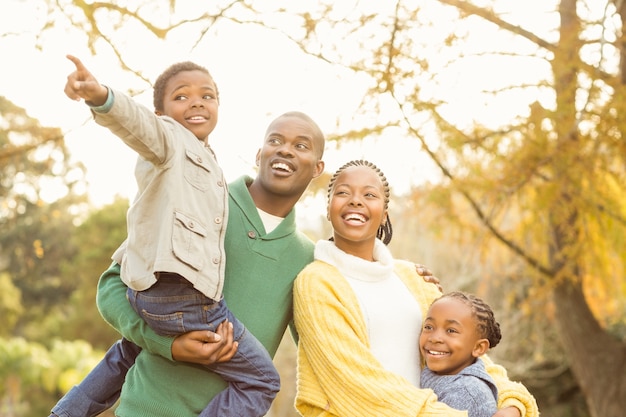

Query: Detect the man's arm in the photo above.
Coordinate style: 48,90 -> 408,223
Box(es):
96,262 -> 173,359
171,322 -> 237,365
96,262 -> 236,364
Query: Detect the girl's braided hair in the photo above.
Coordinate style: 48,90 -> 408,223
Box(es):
438,291 -> 502,348
327,159 -> 393,244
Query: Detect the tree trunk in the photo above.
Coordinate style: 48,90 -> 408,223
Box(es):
551,275 -> 626,417
549,2 -> 626,415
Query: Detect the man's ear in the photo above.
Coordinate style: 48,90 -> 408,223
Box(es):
472,339 -> 490,358
313,160 -> 325,178
255,149 -> 261,166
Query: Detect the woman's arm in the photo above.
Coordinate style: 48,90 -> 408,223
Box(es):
400,261 -> 536,417
481,355 -> 539,417
294,263 -> 465,417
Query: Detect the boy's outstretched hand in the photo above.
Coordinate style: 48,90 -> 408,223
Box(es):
64,54 -> 108,106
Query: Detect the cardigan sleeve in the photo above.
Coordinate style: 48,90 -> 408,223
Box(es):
480,355 -> 539,417
294,262 -> 466,417
96,262 -> 174,360
395,261 -> 539,417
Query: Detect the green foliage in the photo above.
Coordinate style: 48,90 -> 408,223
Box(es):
57,198 -> 129,349
0,273 -> 23,337
0,337 -> 105,417
0,337 -> 49,417
5,198 -> 85,341
46,339 -> 105,393
0,96 -> 126,415
0,96 -> 90,344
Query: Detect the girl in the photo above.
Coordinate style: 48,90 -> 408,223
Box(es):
420,291 -> 502,417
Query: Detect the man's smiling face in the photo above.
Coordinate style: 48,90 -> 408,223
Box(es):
255,114 -> 324,200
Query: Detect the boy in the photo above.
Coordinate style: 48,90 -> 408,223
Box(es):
52,56 -> 278,417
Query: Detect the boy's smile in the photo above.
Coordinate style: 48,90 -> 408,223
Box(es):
159,69 -> 219,143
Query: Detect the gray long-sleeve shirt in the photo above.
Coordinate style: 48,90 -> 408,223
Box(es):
421,359 -> 498,417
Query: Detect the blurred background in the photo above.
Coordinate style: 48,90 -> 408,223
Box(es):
1,1 -> 625,416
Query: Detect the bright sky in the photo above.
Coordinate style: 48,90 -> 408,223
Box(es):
1,1 -> 556,207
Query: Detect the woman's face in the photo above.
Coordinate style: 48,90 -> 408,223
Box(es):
328,165 -> 387,260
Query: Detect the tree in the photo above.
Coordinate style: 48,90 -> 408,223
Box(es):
0,96 -> 88,342
278,2 -> 625,416
58,197 -> 129,349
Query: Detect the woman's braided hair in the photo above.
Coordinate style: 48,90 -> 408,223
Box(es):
438,291 -> 502,348
327,159 -> 393,244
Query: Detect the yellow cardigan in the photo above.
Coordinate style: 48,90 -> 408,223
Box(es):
294,259 -> 539,417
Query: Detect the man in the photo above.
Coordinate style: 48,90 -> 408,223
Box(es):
95,111 -> 326,417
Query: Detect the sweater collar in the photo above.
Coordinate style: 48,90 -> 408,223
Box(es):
314,239 -> 394,282
229,176 -> 297,239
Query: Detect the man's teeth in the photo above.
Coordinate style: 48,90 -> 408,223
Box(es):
272,162 -> 293,173
428,350 -> 447,356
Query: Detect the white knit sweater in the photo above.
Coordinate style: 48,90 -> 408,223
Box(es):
315,239 -> 422,386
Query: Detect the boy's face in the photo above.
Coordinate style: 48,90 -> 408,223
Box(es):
158,69 -> 218,143
419,297 -> 488,375
255,115 -> 324,200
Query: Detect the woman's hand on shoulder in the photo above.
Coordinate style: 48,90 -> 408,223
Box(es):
415,263 -> 443,293
171,319 -> 238,365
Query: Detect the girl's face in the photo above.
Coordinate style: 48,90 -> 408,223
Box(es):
328,165 -> 387,260
419,297 -> 489,375
158,69 -> 219,143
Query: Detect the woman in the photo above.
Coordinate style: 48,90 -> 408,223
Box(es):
293,159 -> 538,417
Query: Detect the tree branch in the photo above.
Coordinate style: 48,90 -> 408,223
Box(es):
436,0 -> 617,85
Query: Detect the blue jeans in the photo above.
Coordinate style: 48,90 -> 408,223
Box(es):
51,273 -> 279,417
50,338 -> 139,417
